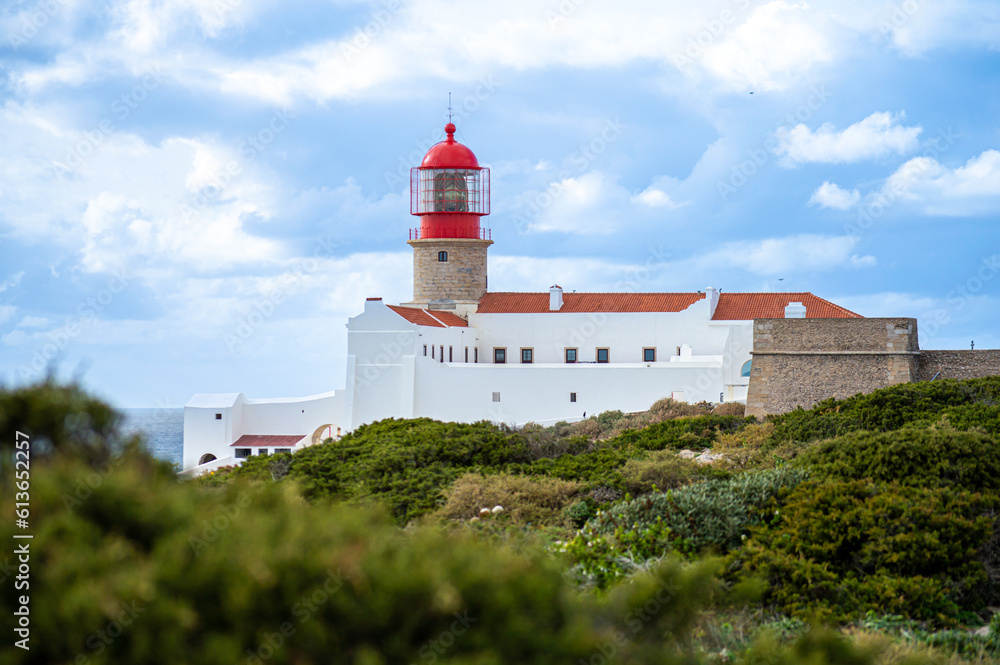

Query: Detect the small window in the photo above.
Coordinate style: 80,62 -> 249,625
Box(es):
494,348 -> 506,364
440,345 -> 444,363
741,360 -> 752,378
432,345 -> 435,359
258,448 -> 268,456
215,413 -> 222,420
643,348 -> 656,362
423,344 -> 428,356
235,448 -> 251,459
474,347 -> 479,363
438,251 -> 448,262
521,348 -> 533,364
449,346 -> 453,362
274,448 -> 291,454
676,346 -> 682,356
465,346 -> 469,363
597,348 -> 609,363
570,392 -> 577,403
565,348 -> 577,363
492,392 -> 501,402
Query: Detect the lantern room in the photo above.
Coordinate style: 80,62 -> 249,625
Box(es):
410,123 -> 490,239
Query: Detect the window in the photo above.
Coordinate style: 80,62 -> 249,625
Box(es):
235,448 -> 251,459
423,344 -> 428,356
570,392 -> 577,403
676,346 -> 682,356
274,448 -> 291,454
494,348 -> 506,364
492,392 -> 501,402
258,448 -> 268,456
465,346 -> 469,363
741,360 -> 752,378
440,345 -> 444,363
438,251 -> 448,262
449,346 -> 453,362
565,348 -> 577,363
643,348 -> 656,362
474,347 -> 479,363
521,348 -> 533,364
597,348 -> 609,363
432,345 -> 435,359
215,413 -> 222,420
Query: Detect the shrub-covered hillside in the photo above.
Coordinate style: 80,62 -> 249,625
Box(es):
1,380 -> 949,665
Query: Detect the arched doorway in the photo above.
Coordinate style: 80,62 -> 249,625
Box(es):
310,424 -> 342,446
198,453 -> 217,466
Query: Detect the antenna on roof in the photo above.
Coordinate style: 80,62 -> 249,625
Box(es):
448,92 -> 452,123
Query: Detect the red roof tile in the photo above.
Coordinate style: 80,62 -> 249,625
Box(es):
386,305 -> 468,328
474,291 -> 861,319
476,292 -> 705,314
711,293 -> 862,320
231,434 -> 306,448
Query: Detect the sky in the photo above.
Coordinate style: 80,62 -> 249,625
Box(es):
0,0 -> 998,408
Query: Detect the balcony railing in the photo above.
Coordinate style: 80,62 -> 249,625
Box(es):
408,228 -> 492,240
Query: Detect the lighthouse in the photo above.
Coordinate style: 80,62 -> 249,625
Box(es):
404,122 -> 492,316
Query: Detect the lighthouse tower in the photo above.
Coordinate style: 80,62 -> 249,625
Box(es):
404,122 -> 492,316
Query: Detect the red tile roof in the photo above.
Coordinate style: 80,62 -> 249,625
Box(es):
476,292 -> 705,314
711,293 -> 862,320
386,305 -> 468,328
231,434 -> 306,448
474,291 -> 861,320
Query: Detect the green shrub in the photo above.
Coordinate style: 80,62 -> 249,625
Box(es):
609,415 -> 753,452
736,481 -> 1000,625
765,378 -> 1000,449
795,428 -> 1000,491
433,472 -> 583,526
619,450 -> 728,495
562,467 -> 809,586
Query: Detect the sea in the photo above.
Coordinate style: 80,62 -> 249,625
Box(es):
122,408 -> 185,469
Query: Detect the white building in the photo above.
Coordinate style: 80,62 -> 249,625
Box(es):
181,123 -> 861,473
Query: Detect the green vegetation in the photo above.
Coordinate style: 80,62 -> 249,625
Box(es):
7,376 -> 1000,663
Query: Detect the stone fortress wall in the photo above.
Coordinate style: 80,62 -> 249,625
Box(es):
745,318 -> 1000,418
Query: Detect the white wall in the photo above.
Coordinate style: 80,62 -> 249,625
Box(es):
469,300 -> 732,365
411,359 -> 726,425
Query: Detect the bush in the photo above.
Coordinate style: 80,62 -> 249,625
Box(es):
619,450 -> 728,496
765,378 -> 1000,449
712,402 -> 746,417
609,416 -> 752,452
736,480 -> 1000,625
433,472 -> 583,526
562,467 -> 809,586
795,428 -> 1000,492
711,423 -> 780,470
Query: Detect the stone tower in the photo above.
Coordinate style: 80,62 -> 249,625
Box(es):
404,123 -> 492,317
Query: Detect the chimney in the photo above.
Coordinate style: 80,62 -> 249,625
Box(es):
364,297 -> 383,313
784,301 -> 807,318
549,285 -> 563,311
704,286 -> 720,319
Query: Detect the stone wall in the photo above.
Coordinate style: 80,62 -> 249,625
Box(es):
917,350 -> 1000,381
745,318 -> 919,419
407,238 -> 492,306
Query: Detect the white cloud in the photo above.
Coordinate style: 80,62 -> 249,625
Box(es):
2,330 -> 28,347
521,171 -> 626,235
700,1 -> 833,92
18,316 -> 49,328
0,306 -> 17,325
871,149 -> 1000,216
809,181 -> 861,210
693,234 -> 876,275
774,111 -> 921,166
631,187 -> 680,209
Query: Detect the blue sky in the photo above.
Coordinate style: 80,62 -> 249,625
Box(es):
1,0 -> 998,408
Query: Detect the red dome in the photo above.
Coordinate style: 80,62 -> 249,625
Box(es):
419,123 -> 480,169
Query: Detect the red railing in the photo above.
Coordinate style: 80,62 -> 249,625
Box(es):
408,227 -> 491,240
